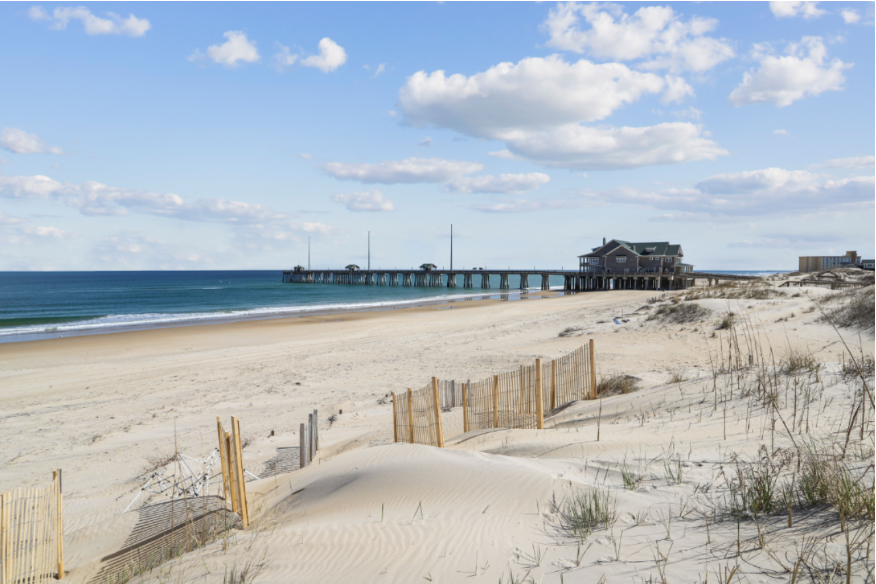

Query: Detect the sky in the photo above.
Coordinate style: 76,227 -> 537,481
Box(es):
0,1 -> 873,271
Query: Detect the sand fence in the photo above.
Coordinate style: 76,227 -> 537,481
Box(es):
392,341 -> 597,447
0,471 -> 64,583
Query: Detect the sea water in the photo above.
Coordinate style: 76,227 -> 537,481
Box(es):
0,269 -> 787,343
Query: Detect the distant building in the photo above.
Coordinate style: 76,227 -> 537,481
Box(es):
578,239 -> 692,274
420,263 -> 437,271
862,259 -> 875,271
798,251 -> 860,272
345,264 -> 361,272
292,265 -> 306,272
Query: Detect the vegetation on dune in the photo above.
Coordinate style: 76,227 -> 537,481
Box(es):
646,302 -> 712,324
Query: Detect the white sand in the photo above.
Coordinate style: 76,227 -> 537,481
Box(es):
1,281 -> 872,583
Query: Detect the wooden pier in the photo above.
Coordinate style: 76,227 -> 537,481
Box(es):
282,268 -> 760,291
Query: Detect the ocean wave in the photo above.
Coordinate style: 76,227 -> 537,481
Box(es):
0,290 -> 514,338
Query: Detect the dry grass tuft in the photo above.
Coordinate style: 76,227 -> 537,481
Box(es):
597,374 -> 639,396
817,285 -> 875,333
647,302 -> 712,324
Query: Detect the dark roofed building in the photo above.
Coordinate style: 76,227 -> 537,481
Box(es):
579,239 -> 692,275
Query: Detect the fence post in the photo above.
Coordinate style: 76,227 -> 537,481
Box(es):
535,359 -> 544,430
56,469 -> 64,580
431,377 -> 445,448
231,417 -> 249,528
216,418 -> 231,504
462,384 -> 468,434
589,340 -> 598,399
407,389 -> 414,444
492,375 -> 499,428
299,424 -> 307,469
550,359 -> 557,411
313,409 -> 319,453
392,394 -> 398,443
225,432 -> 238,513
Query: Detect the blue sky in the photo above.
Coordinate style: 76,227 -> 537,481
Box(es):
1,1 -> 873,271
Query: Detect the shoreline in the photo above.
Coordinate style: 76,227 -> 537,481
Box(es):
0,287 -> 568,345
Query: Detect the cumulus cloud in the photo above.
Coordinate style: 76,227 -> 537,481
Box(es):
446,173 -> 551,194
773,129 -> 790,136
331,189 -> 395,212
822,155 -> 875,169
489,150 -> 515,159
399,55 -> 724,170
0,128 -> 63,154
729,37 -> 849,107
301,38 -> 347,72
0,173 -> 291,223
29,5 -> 151,36
323,157 -> 483,184
577,167 -> 874,219
400,55 -> 666,135
841,9 -> 861,24
501,123 -> 726,171
192,31 -> 260,67
769,1 -> 826,19
542,3 -> 734,73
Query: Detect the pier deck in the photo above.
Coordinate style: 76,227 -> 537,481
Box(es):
282,269 -> 762,291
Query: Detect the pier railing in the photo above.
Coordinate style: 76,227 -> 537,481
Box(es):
391,342 -> 597,447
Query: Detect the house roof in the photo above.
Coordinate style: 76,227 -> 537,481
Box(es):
579,240 -> 682,257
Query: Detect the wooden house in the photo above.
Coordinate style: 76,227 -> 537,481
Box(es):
578,239 -> 692,275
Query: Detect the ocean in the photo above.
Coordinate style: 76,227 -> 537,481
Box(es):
0,270 -> 788,343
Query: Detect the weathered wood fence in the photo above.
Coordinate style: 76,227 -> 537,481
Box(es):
299,409 -> 319,469
392,341 -> 597,446
216,417 -> 249,529
0,471 -> 64,583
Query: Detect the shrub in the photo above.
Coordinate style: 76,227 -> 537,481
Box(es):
647,302 -> 712,324
597,374 -> 639,396
817,285 -> 875,333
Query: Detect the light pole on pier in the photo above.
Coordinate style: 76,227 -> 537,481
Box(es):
368,231 -> 371,272
450,224 -> 453,272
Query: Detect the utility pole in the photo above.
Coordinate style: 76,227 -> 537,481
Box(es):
308,237 -> 310,270
450,224 -> 453,271
368,231 -> 371,271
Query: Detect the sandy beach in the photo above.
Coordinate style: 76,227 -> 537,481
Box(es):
1,275 -> 873,583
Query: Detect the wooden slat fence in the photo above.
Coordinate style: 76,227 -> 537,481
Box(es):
393,341 -> 598,446
216,417 -> 249,529
0,471 -> 63,584
392,379 -> 444,447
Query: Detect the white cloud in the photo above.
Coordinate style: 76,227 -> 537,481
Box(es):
331,189 -> 395,212
729,37 -> 849,107
30,5 -> 151,36
823,155 -> 875,169
301,38 -> 347,73
0,128 -> 63,154
298,153 -> 313,160
0,173 -> 292,223
399,54 -> 724,170
489,150 -> 516,159
446,173 -> 551,194
192,31 -> 260,67
470,198 -> 591,213
841,9 -> 861,24
542,3 -> 734,73
400,55 -> 666,136
501,122 -> 726,171
773,129 -> 790,136
273,44 -> 298,70
21,225 -> 69,239
417,136 -> 433,147
373,63 -> 386,77
769,1 -> 826,20
323,157 -> 483,184
0,211 -> 26,225
579,167 -> 874,219
672,106 -> 702,121
661,75 -> 694,104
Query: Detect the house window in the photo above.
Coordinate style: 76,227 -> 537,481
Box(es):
651,257 -> 658,261
616,256 -> 626,263
666,258 -> 673,263
645,247 -> 656,252
588,258 -> 599,264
